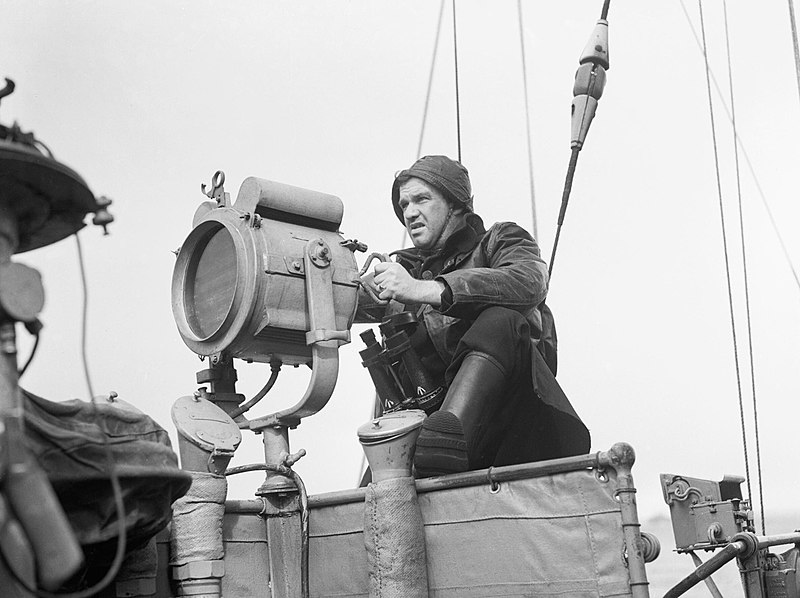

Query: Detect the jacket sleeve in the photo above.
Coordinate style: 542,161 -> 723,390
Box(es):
436,222 -> 548,320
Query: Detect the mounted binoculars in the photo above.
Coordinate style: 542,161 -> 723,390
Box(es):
359,312 -> 444,414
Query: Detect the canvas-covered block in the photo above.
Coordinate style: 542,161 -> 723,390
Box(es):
307,467 -> 637,597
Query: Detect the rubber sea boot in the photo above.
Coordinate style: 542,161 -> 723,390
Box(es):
414,352 -> 508,477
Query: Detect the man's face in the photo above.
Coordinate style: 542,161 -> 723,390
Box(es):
398,178 -> 452,250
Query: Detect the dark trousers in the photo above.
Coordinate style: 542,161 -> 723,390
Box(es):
437,306 -> 587,467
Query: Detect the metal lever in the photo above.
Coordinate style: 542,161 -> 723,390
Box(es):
359,252 -> 391,305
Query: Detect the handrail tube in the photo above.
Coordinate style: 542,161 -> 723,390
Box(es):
226,446 -> 630,511
663,542 -> 744,598
664,531 -> 800,598
756,531 -> 800,549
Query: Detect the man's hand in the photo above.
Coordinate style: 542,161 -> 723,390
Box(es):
373,262 -> 444,306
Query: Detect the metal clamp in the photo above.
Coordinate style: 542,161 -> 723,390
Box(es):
305,329 -> 350,345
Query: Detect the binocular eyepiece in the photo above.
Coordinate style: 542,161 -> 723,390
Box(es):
359,312 -> 444,414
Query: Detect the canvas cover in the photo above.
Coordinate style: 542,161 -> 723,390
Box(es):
21,389 -> 191,550
306,468 -> 635,598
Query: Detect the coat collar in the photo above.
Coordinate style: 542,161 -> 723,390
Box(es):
393,213 -> 486,274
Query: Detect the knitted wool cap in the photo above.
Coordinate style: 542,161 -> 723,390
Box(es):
391,155 -> 473,223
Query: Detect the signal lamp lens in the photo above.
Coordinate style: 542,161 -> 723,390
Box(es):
183,225 -> 238,339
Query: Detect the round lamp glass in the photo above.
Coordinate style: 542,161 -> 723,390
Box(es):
184,225 -> 238,339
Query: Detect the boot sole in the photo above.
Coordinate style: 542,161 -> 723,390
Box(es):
414,411 -> 469,477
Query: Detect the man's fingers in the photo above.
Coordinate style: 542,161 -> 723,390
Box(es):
373,262 -> 391,273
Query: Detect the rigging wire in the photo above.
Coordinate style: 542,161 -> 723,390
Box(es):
548,147 -> 580,278
696,0 -> 754,510
416,0 -> 447,161
517,0 -> 539,239
601,0 -> 611,21
787,0 -> 800,104
721,0 -> 765,535
548,0 -> 610,279
400,0 -> 447,251
372,1 -> 448,483
679,0 -> 800,297
452,0 -> 462,162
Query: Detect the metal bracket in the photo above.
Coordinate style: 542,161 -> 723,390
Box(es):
239,211 -> 262,229
250,237 -> 344,429
201,170 -> 230,207
305,329 -> 350,345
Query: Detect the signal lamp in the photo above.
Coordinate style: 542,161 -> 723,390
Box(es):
172,176 -> 360,368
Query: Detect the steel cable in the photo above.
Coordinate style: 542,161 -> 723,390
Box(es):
787,0 -> 800,105
721,0 -> 765,535
517,0 -> 539,239
400,0 -> 446,251
416,0 -> 446,162
679,0 -> 800,297
452,0 -> 462,162
697,0 -> 753,507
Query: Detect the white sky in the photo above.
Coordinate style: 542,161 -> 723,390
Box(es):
5,0 -> 800,524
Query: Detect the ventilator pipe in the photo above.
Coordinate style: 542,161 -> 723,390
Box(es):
358,411 -> 429,597
170,396 -> 241,598
170,472 -> 227,598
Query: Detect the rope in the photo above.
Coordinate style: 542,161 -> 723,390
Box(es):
697,0 -> 753,506
679,0 -> 800,297
517,0 -> 539,239
788,0 -> 800,104
721,0 -> 765,535
452,0 -> 462,162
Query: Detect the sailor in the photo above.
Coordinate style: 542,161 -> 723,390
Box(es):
358,155 -> 590,477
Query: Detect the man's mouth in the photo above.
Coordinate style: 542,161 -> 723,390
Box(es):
409,222 -> 425,231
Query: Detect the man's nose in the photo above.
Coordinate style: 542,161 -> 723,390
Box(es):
403,204 -> 419,221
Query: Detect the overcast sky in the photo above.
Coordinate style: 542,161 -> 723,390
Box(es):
5,1 -> 800,524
